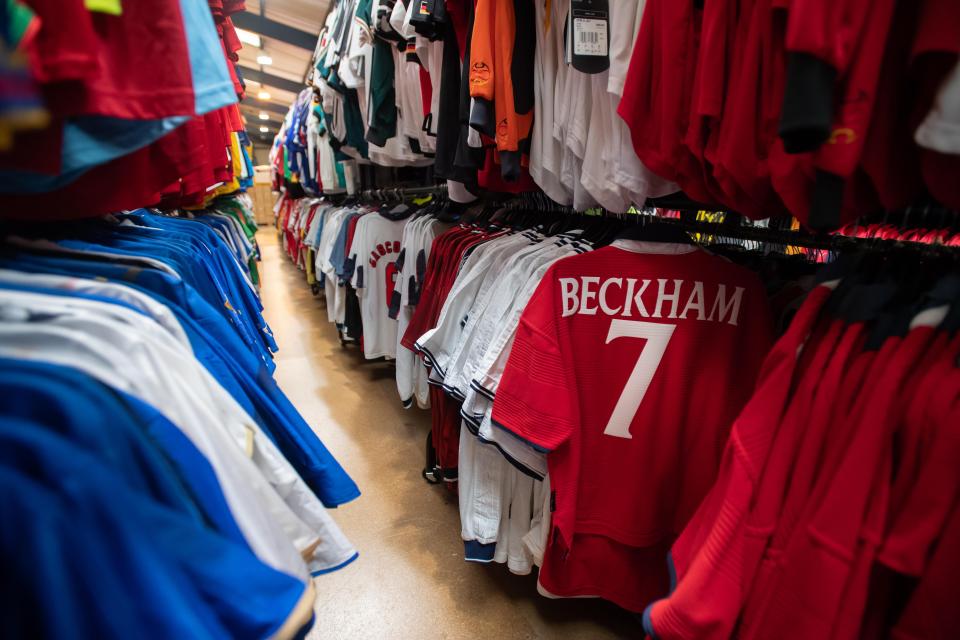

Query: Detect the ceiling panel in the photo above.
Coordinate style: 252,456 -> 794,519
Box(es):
246,0 -> 332,34
237,42 -> 309,83
239,103 -> 286,124
233,0 -> 330,139
240,77 -> 300,109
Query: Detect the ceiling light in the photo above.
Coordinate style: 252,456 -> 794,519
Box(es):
235,28 -> 261,48
259,126 -> 270,133
258,112 -> 269,120
257,90 -> 271,100
256,54 -> 273,66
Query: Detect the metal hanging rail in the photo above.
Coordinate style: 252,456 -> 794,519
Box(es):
359,183 -> 448,201
345,184 -> 960,256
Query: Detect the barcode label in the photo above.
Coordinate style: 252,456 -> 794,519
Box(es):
573,18 -> 607,57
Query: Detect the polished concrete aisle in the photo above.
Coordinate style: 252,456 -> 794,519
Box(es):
256,230 -> 638,640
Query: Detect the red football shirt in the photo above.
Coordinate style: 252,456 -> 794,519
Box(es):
890,402 -> 960,640
641,282 -> 835,638
492,239 -> 773,610
746,323 -> 938,640
36,0 -> 197,120
736,318 -> 868,639
618,0 -> 718,205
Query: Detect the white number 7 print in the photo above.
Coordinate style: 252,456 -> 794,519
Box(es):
602,319 -> 676,439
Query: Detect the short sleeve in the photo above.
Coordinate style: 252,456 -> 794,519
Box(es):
490,269 -> 578,452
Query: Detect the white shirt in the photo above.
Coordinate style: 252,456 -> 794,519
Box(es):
916,59 -> 960,154
316,207 -> 352,321
416,232 -> 532,379
0,269 -> 190,347
530,0 -> 574,206
0,291 -> 356,578
349,212 -> 409,358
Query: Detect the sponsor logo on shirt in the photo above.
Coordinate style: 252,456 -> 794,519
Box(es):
827,127 -> 857,144
496,118 -> 508,142
470,62 -> 491,84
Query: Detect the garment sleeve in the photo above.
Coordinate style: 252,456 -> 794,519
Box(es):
490,269 -> 577,452
468,0 -> 497,138
779,0 -> 886,153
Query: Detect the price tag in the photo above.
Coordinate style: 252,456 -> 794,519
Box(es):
567,0 -> 609,73
573,17 -> 607,57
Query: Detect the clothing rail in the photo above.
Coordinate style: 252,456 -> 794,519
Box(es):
345,184 -> 960,256
359,183 -> 448,201
632,210 -> 960,257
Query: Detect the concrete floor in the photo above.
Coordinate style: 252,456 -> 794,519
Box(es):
256,230 -> 639,640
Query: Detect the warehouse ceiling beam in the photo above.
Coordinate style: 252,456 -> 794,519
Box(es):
240,100 -> 288,116
237,65 -> 305,95
231,11 -> 317,50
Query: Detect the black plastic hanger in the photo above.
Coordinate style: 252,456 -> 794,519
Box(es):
614,220 -> 693,244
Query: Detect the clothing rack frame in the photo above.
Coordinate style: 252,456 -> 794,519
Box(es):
345,183 -> 960,257
359,183 -> 449,202
634,210 -> 960,257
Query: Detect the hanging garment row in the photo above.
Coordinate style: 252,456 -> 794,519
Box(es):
643,257 -> 960,640
0,196 -> 358,639
0,0 -> 256,220
273,0 -> 960,231
276,188 -> 960,639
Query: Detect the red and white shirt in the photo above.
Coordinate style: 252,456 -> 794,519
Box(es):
491,239 -> 773,611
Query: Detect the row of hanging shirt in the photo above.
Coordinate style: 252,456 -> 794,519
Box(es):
401,209 -> 960,637
0,197 -> 359,639
279,193 -> 454,367
271,0 -> 441,192
408,213 -> 960,637
278,195 -> 800,585
395,207 -> 779,610
277,0 -> 960,233
617,0 -> 960,230
644,257 -> 960,640
0,0 -> 258,218
280,192 -> 960,637
272,88 -> 360,197
274,0 -> 680,207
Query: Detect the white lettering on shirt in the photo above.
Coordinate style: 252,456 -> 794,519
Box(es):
557,277 -> 744,326
559,277 -> 580,317
654,278 -> 683,319
579,276 -> 601,315
598,278 -> 623,315
678,281 -> 706,320
707,284 -> 745,326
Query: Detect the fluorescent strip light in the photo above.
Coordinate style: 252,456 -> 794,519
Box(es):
256,54 -> 273,66
259,112 -> 270,120
257,90 -> 271,100
235,28 -> 261,48
259,126 -> 270,133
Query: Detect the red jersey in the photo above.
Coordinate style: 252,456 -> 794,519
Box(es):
746,322 -> 939,640
402,224 -> 501,474
618,0 -> 718,205
891,421 -> 960,640
492,239 -> 773,611
0,122 -> 200,219
35,0 -> 197,120
642,282 -> 835,638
